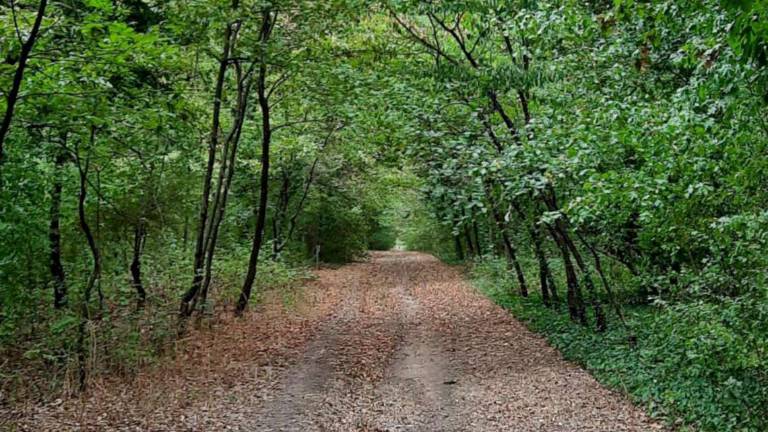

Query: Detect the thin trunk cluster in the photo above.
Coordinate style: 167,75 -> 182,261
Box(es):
271,124 -> 339,260
393,10 -> 621,331
181,1 -> 250,317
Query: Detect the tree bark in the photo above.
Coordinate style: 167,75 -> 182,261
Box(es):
575,230 -> 627,327
49,147 -> 67,309
130,221 -> 147,308
237,9 -> 274,315
180,4 -> 237,317
471,216 -> 482,255
532,224 -> 552,307
484,182 -> 528,297
272,124 -> 342,258
511,202 -> 559,308
271,169 -> 291,259
0,0 -> 48,169
75,128 -> 101,392
463,225 -> 475,257
198,60 -> 250,309
545,188 -> 606,331
454,234 -> 465,261
546,223 -> 586,325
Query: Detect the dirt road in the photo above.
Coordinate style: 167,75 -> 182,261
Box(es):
253,251 -> 658,431
11,251 -> 660,431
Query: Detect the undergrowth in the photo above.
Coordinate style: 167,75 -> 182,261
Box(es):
0,244 -> 312,404
470,256 -> 768,432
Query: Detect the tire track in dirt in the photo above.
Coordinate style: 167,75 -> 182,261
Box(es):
368,256 -> 455,431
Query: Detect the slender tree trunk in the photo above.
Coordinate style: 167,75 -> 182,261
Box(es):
460,208 -> 475,256
198,61 -> 250,309
547,224 -> 586,325
511,202 -> 558,308
537,224 -> 560,306
273,124 -> 341,258
545,188 -> 606,331
500,224 -> 528,297
546,266 -> 560,304
564,231 -> 606,332
472,216 -> 482,255
237,9 -> 274,315
475,110 -> 530,298
488,213 -> 504,256
183,214 -> 189,251
484,182 -> 528,297
532,225 -> 552,307
49,147 -> 67,309
75,132 -> 101,392
271,170 -> 291,260
463,226 -> 475,257
454,234 -> 465,261
95,170 -> 104,313
0,0 -> 48,170
180,8 -> 237,317
575,230 -> 627,327
130,221 -> 147,308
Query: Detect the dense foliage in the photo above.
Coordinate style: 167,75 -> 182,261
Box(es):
1,0 -> 767,430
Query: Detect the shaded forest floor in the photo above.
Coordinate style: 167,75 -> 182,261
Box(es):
5,252 -> 662,431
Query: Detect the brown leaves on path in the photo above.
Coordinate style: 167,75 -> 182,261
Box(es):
5,251 -> 663,431
4,270 -> 345,431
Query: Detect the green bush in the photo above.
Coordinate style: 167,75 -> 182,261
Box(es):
368,222 -> 397,251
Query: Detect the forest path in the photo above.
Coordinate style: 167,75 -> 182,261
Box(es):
11,251 -> 661,431
251,251 -> 660,431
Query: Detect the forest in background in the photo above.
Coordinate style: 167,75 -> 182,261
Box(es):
2,0 -> 768,430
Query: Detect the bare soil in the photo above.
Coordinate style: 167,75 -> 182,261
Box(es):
4,251 -> 662,431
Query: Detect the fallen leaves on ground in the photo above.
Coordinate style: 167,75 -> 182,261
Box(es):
5,251 -> 665,431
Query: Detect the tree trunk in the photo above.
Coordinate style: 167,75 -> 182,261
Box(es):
454,234 -> 465,261
198,60 -> 250,309
0,0 -> 48,169
273,124 -> 341,257
576,230 -> 627,327
237,9 -> 274,315
547,224 -> 586,325
180,8 -> 237,317
484,182 -> 528,297
545,188 -> 606,331
532,225 -> 552,307
130,221 -> 147,308
271,170 -> 291,260
75,132 -> 101,392
472,215 -> 482,255
564,231 -> 606,332
460,208 -> 475,256
49,148 -> 67,309
463,225 -> 475,257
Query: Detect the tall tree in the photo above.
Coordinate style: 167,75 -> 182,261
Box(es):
0,0 -> 48,173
